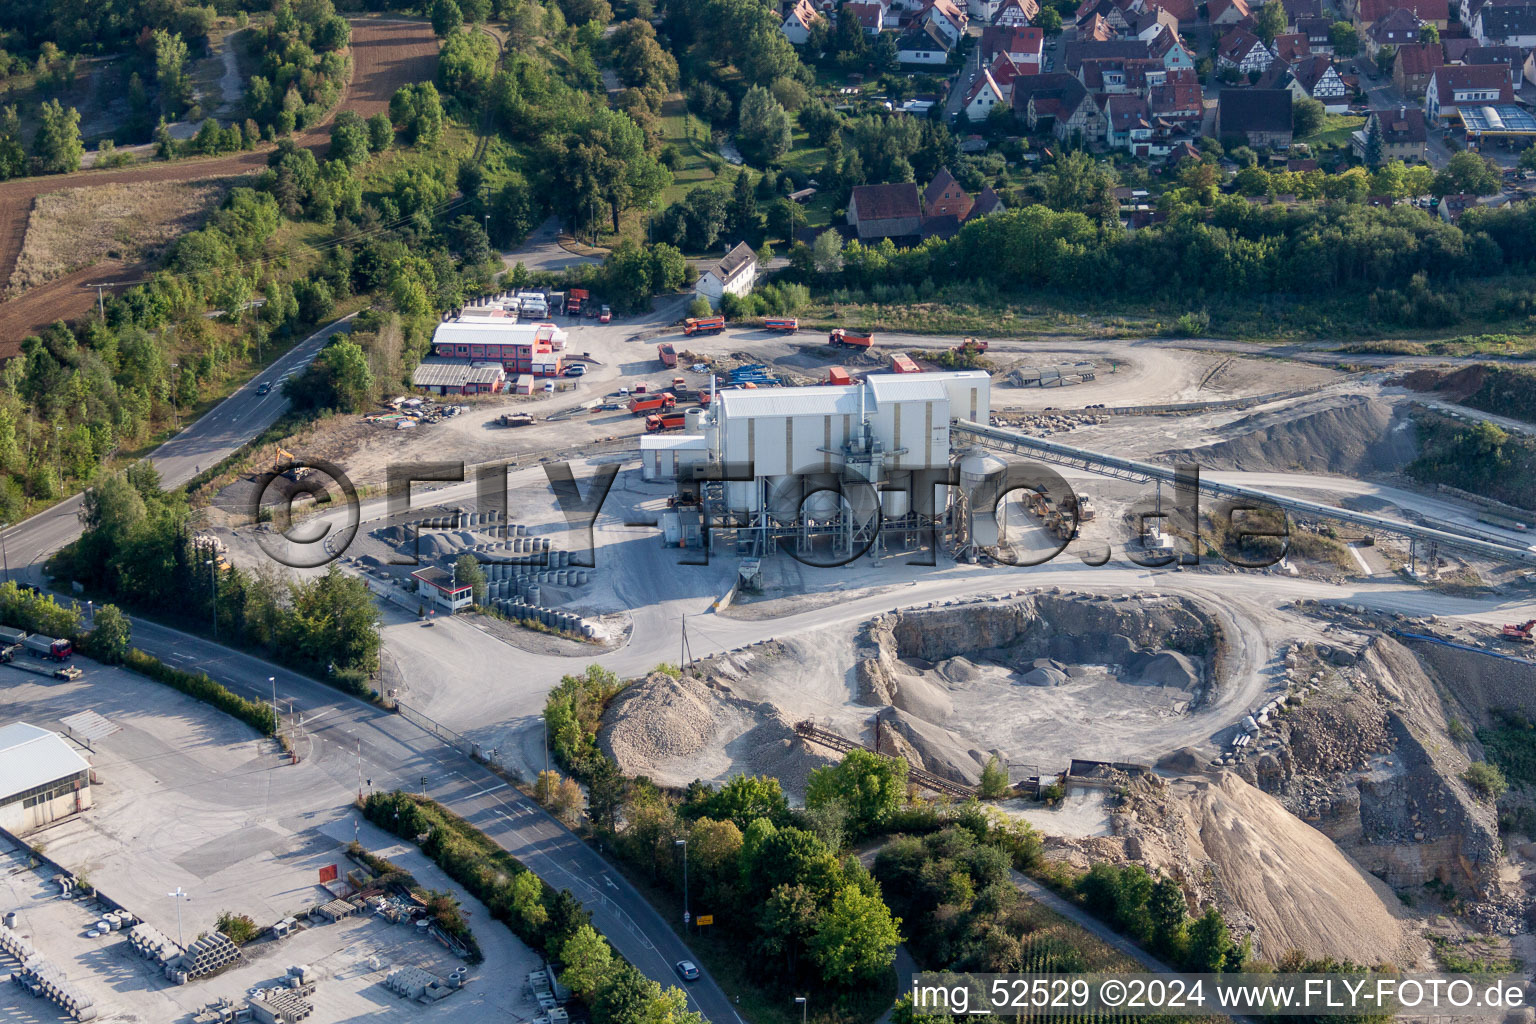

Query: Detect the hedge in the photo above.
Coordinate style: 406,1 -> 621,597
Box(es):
121,648 -> 278,736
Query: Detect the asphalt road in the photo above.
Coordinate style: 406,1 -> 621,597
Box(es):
3,314 -> 351,584
136,616 -> 739,1024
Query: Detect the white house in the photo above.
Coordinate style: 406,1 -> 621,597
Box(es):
898,21 -> 954,61
782,0 -> 825,43
919,0 -> 969,42
964,68 -> 1009,119
412,566 -> 475,612
695,241 -> 759,307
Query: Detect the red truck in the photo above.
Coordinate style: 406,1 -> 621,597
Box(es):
828,328 -> 874,349
628,393 -> 677,415
764,317 -> 798,332
566,288 -> 589,316
645,412 -> 688,432
657,343 -> 677,368
683,315 -> 726,336
826,366 -> 852,386
890,354 -> 920,374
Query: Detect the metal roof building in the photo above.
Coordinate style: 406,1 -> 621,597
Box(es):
0,723 -> 92,835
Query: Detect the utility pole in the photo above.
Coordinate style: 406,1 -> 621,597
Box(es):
269,676 -> 278,745
167,888 -> 190,948
356,737 -> 363,802
676,838 -> 689,930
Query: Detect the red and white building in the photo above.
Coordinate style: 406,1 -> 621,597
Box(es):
412,566 -> 475,612
430,320 -> 567,376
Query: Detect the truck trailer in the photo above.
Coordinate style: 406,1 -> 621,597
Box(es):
682,316 -> 726,336
764,317 -> 798,332
22,635 -> 72,660
657,343 -> 678,368
0,626 -> 25,645
628,393 -> 677,415
828,328 -> 874,349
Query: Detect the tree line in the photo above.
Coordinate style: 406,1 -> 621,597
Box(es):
51,463 -> 382,691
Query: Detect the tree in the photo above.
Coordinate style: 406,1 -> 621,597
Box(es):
810,884 -> 903,984
33,99 -> 82,173
330,111 -> 370,168
1328,20 -> 1359,56
1036,5 -> 1063,32
1375,44 -> 1396,77
1363,114 -> 1384,170
806,748 -> 906,835
560,925 -> 614,999
730,169 -> 758,236
687,295 -> 713,319
87,604 -> 131,663
693,774 -> 789,829
1254,0 -> 1287,44
390,83 -> 445,145
811,228 -> 844,275
439,29 -> 499,96
1521,146 -> 1536,172
432,0 -> 464,35
1292,97 -> 1325,139
1186,906 -> 1235,972
153,30 -> 190,117
1434,150 -> 1501,196
453,553 -> 487,604
367,112 -> 394,152
1149,876 -> 1189,959
737,85 -> 792,165
1419,21 -> 1439,43
978,756 -> 1010,798
768,197 -> 805,243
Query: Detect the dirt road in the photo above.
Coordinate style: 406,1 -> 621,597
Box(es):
0,18 -> 438,352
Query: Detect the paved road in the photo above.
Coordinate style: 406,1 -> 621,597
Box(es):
2,314 -> 349,586
134,616 -> 739,1024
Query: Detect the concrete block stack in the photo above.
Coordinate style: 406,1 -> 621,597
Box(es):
249,985 -> 313,1024
384,965 -> 453,1002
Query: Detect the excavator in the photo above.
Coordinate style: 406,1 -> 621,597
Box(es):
1499,619 -> 1536,644
273,445 -> 311,482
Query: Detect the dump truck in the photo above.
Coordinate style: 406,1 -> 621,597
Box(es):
683,315 -> 726,336
645,412 -> 688,432
566,288 -> 588,316
828,328 -> 874,349
826,366 -> 852,386
764,317 -> 798,332
23,634 -> 72,660
0,626 -> 24,646
499,412 -> 536,427
955,337 -> 989,354
890,354 -> 920,374
658,343 -> 678,368
628,393 -> 677,415
1061,493 -> 1097,522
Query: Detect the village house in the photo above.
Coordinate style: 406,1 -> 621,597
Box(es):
1365,7 -> 1424,55
1015,72 -> 1107,141
981,24 -> 1045,64
781,0 -> 826,42
1216,88 -> 1294,146
1471,2 -> 1536,45
695,242 -> 758,308
1208,0 -> 1253,26
1217,28 -> 1276,74
1354,0 -> 1448,29
1465,44 -> 1530,85
1287,53 -> 1351,109
993,0 -> 1040,24
1272,31 -> 1312,61
918,0 -> 969,42
963,68 -> 1009,119
1392,40 -> 1444,95
842,0 -> 886,32
846,171 -> 1006,242
1148,67 -> 1204,124
1295,16 -> 1337,50
897,20 -> 953,61
1424,62 -> 1514,118
1352,105 -> 1429,161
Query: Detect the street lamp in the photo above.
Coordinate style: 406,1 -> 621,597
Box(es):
795,996 -> 808,1024
167,887 -> 190,948
269,676 -> 278,738
676,838 -> 689,930
205,558 -> 217,639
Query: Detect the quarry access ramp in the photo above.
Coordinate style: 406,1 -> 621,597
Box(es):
952,419 -> 1536,567
793,720 -> 976,799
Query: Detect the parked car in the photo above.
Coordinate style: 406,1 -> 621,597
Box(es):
543,381 -> 556,393
599,304 -> 612,323
675,961 -> 700,982
565,363 -> 588,376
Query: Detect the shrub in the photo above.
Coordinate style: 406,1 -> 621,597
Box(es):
1462,761 -> 1508,802
215,911 -> 260,945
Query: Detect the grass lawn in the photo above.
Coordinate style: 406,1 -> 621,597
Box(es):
1298,112 -> 1366,150
659,94 -> 723,205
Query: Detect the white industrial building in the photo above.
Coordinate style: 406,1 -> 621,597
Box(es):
0,723 -> 92,835
641,370 -> 992,558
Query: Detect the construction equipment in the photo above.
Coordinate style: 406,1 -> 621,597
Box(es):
1061,493 -> 1097,521
645,412 -> 687,432
499,412 -> 536,427
682,315 -> 726,336
565,288 -> 588,316
764,317 -> 798,332
628,393 -> 677,415
1021,491 -> 1049,517
1499,619 -> 1536,643
828,328 -> 874,349
657,343 -> 678,368
273,446 -> 311,481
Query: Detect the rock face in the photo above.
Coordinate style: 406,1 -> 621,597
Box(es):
1237,637 -> 1503,900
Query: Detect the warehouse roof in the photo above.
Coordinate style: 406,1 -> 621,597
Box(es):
431,320 -> 563,346
868,375 -> 950,403
0,723 -> 89,801
719,385 -> 863,418
411,360 -> 505,388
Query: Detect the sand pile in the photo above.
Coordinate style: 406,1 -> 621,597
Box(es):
600,672 -> 717,770
1132,773 -> 1425,966
1165,395 -> 1417,476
